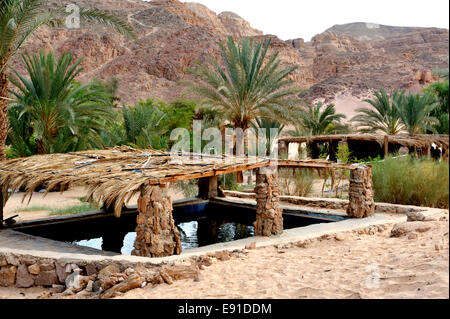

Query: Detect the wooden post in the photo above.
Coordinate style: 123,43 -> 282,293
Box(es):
132,185 -> 181,257
384,135 -> 389,158
198,176 -> 219,199
253,168 -> 283,236
426,145 -> 431,158
236,171 -> 244,184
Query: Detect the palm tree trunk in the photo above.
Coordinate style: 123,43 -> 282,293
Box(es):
0,67 -> 9,161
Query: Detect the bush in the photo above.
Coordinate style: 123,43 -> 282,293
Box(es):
278,168 -> 314,197
372,156 -> 449,208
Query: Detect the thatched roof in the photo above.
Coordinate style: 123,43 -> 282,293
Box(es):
279,134 -> 449,150
0,147 -> 269,217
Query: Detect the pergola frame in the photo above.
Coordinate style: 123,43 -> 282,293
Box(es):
0,147 -> 375,257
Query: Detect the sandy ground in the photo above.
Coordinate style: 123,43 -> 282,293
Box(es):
116,211 -> 449,299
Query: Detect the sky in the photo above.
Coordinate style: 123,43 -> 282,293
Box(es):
176,0 -> 450,41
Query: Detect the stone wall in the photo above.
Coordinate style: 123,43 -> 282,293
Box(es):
0,252 -> 124,291
0,251 -> 201,298
347,165 -> 375,218
132,185 -> 182,258
253,169 -> 283,236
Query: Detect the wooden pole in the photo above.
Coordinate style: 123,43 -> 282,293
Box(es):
384,135 -> 389,158
426,145 -> 431,158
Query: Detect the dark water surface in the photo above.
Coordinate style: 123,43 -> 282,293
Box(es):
18,202 -> 339,255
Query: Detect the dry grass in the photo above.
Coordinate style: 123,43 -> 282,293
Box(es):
372,156 -> 449,208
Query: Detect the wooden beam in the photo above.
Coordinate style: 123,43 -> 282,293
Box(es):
148,161 -> 269,185
277,160 -> 355,170
384,135 -> 389,158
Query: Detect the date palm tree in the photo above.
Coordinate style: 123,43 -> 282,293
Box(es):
294,102 -> 347,136
183,36 -> 301,131
0,0 -> 136,159
397,93 -> 438,134
351,88 -> 404,135
8,50 -> 116,154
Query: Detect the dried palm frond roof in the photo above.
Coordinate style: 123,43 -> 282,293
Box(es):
0,146 -> 270,217
279,134 -> 449,150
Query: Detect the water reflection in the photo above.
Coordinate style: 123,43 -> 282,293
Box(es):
72,220 -> 255,255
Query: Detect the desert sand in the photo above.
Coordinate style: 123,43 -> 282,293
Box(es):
117,210 -> 449,299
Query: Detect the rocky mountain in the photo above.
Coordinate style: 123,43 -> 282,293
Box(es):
325,22 -> 426,41
10,0 -> 449,118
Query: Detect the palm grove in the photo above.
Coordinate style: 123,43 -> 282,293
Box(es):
1,1 -> 448,162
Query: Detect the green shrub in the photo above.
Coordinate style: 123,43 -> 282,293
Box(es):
372,156 -> 449,208
278,168 -> 314,197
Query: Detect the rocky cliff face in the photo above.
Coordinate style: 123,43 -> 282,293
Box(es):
11,0 -> 449,116
325,22 -> 427,41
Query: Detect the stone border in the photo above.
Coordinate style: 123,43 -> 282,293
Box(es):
222,190 -> 426,214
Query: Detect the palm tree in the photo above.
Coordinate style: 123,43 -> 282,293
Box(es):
351,88 -> 404,135
0,0 -> 135,159
183,36 -> 300,131
122,100 -> 168,150
396,93 -> 438,134
8,50 -> 117,154
293,102 -> 347,136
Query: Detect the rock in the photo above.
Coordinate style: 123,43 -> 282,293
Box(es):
164,265 -> 199,281
37,291 -> 51,299
0,256 -> 7,267
5,254 -> 20,266
92,280 -> 101,292
100,274 -> 145,299
196,256 -> 213,267
98,264 -> 121,277
15,264 -> 34,288
245,242 -> 257,250
85,280 -> 94,292
39,262 -> 55,271
335,233 -> 347,241
159,270 -> 173,285
28,263 -> 40,275
55,262 -> 70,284
65,270 -> 96,293
50,284 -> 66,294
390,222 -> 433,238
97,266 -> 126,291
0,266 -> 17,287
214,251 -> 231,261
296,240 -> 309,248
84,263 -> 98,276
35,270 -> 59,287
407,212 -> 436,222
408,232 -> 419,240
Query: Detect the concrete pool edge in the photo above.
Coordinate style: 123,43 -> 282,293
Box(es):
1,205 -> 444,268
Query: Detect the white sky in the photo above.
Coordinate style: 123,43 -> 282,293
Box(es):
176,0 -> 450,41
